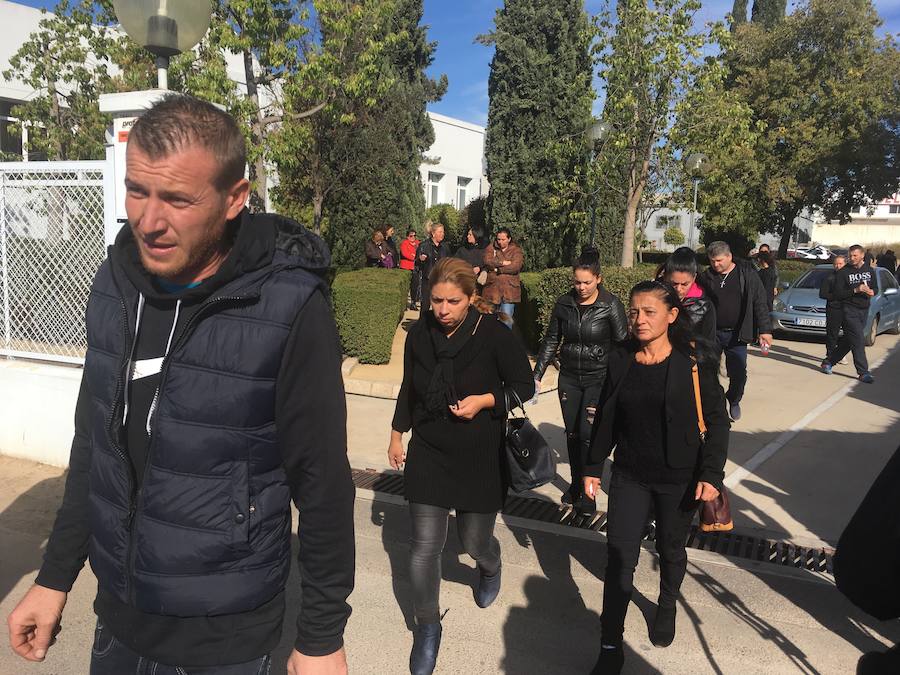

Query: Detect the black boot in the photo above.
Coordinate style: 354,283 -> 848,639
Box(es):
591,642 -> 624,674
650,603 -> 677,647
475,564 -> 502,608
409,622 -> 442,675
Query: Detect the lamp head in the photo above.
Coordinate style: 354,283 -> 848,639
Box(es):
113,0 -> 213,57
685,152 -> 711,177
587,120 -> 612,144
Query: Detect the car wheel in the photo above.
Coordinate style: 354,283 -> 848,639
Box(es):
887,316 -> 900,336
865,315 -> 879,347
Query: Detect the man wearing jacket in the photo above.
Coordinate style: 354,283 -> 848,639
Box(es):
6,95 -> 355,674
701,241 -> 773,421
821,244 -> 878,382
819,254 -> 847,362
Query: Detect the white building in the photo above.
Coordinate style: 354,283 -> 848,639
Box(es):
420,111 -> 487,210
811,194 -> 900,246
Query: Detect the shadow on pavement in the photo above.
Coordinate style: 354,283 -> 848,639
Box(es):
0,472 -> 66,605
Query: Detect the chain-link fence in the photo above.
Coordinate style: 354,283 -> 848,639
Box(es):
1,162 -> 110,364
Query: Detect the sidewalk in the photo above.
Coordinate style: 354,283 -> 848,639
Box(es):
1,456 -> 897,674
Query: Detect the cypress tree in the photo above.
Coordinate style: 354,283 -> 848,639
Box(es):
752,0 -> 787,28
732,0 -> 748,26
481,0 -> 594,270
324,0 -> 446,268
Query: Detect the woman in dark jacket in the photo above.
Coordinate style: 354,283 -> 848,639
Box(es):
756,251 -> 778,311
388,258 -> 534,675
365,229 -> 392,267
583,280 -> 729,675
533,248 -> 628,513
455,226 -> 488,280
658,246 -> 718,343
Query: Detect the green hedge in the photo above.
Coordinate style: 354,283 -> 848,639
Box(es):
332,268 -> 410,364
776,259 -> 818,285
519,264 -> 658,351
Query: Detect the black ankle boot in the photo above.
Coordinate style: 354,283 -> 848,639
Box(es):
591,642 -> 624,674
409,622 -> 442,675
650,604 -> 677,647
475,564 -> 502,608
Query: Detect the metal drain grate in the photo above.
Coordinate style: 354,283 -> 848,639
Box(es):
352,468 -> 834,575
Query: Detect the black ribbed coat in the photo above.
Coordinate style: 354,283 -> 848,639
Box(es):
392,312 -> 535,512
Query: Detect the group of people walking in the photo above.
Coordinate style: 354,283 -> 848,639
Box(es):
391,238 -> 754,673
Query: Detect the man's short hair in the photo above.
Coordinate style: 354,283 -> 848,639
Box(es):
849,244 -> 864,254
834,253 -> 847,261
128,94 -> 247,192
758,243 -> 770,251
707,241 -> 732,258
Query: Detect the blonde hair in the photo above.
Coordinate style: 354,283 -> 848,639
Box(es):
429,258 -> 496,315
372,230 -> 384,244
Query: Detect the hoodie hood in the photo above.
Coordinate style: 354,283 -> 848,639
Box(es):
111,208 -> 331,302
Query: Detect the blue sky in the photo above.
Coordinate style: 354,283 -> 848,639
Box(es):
15,0 -> 900,127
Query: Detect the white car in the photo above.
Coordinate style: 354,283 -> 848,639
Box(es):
793,245 -> 833,260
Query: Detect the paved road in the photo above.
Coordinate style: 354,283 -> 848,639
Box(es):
1,332 -> 899,673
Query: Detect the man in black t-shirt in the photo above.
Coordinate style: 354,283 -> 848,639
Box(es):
822,244 -> 878,382
701,241 -> 773,421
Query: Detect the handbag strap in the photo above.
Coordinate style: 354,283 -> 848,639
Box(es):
690,359 -> 707,439
505,387 -> 527,419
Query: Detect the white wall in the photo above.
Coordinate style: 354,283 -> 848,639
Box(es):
812,223 -> 900,247
421,112 -> 487,210
0,361 -> 80,467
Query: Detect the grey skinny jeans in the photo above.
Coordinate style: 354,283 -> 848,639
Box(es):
409,502 -> 501,624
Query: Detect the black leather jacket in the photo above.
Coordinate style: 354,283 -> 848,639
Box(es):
534,288 -> 628,383
682,294 -> 717,343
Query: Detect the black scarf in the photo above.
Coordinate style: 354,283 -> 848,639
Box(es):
424,307 -> 483,417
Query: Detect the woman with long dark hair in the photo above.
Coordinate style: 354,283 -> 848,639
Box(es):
388,258 -> 534,675
533,248 -> 628,513
658,246 -> 717,343
455,225 -> 488,280
583,281 -> 729,674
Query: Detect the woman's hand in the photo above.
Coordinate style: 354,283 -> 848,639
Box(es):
449,394 -> 494,420
695,481 -> 720,502
583,476 -> 600,500
473,266 -> 481,274
388,432 -> 406,470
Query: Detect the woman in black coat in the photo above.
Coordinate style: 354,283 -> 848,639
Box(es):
583,281 -> 729,675
388,258 -> 534,675
659,246 -> 718,343
533,248 -> 628,513
455,226 -> 488,284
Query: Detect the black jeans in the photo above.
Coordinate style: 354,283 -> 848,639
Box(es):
716,329 -> 748,403
409,502 -> 500,624
557,373 -> 604,493
828,304 -> 869,375
90,620 -> 271,674
825,305 -> 843,359
601,467 -> 696,643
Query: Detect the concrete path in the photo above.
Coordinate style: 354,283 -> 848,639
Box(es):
2,461 -> 898,674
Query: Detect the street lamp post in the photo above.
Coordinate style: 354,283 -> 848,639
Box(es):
112,1 -> 213,90
684,152 -> 711,249
586,120 -> 613,246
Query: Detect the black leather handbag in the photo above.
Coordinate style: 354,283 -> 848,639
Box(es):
504,389 -> 556,493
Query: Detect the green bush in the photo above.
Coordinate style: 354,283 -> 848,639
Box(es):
776,259 -> 818,285
332,268 -> 410,364
518,264 -> 657,352
425,203 -> 462,248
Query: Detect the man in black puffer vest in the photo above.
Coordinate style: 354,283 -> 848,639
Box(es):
6,95 -> 355,674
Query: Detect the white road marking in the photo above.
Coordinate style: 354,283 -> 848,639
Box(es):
725,340 -> 900,490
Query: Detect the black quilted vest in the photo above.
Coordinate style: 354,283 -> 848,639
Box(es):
83,248 -> 322,616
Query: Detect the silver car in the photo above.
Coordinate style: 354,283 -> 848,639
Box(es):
771,264 -> 900,345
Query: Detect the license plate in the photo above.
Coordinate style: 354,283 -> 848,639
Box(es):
795,317 -> 825,327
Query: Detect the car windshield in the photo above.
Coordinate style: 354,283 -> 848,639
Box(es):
794,269 -> 832,289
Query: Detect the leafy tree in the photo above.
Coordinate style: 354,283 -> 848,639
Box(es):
2,0 -> 113,160
481,0 -> 594,270
318,0 -> 446,269
425,203 -> 461,247
594,0 -> 727,267
460,195 -> 487,234
751,0 -> 787,28
663,224 -> 685,246
680,0 -> 900,257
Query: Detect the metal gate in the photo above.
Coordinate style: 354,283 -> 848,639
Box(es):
1,161 -> 113,364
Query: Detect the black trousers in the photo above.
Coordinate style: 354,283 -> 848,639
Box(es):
410,268 -> 422,304
825,305 -> 843,359
828,304 -> 869,375
409,502 -> 500,624
557,373 -> 604,493
601,467 -> 696,643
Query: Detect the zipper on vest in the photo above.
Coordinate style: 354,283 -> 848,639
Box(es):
125,294 -> 254,604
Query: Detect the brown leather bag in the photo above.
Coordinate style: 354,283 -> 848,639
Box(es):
691,361 -> 733,532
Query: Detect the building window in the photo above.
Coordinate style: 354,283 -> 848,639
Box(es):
427,172 -> 443,207
656,214 -> 679,229
1,99 -> 23,160
457,177 -> 471,207
889,205 -> 900,214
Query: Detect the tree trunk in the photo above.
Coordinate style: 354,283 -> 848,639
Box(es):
312,193 -> 324,236
242,48 -> 267,212
776,207 -> 800,258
